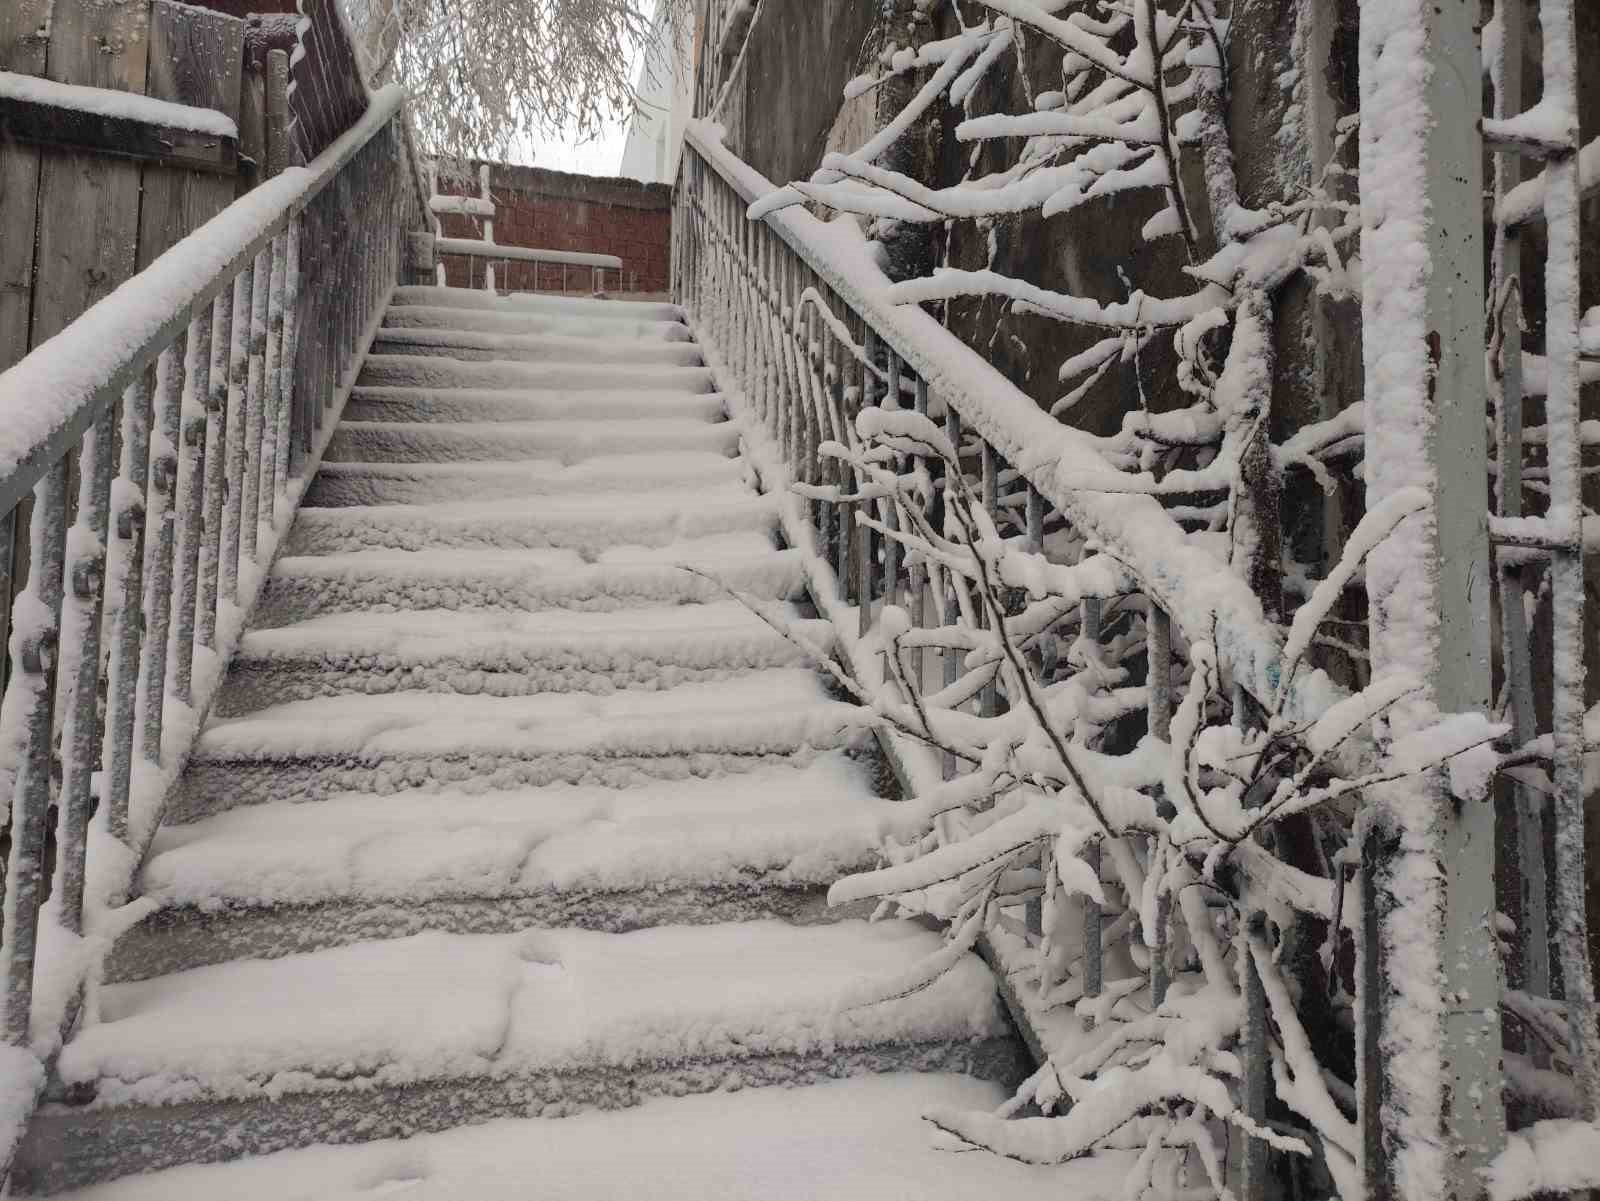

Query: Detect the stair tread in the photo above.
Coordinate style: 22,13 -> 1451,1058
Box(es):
343,385 -> 724,423
284,488 -> 776,555
140,752 -> 893,909
390,285 -> 682,323
324,416 -> 738,463
355,354 -> 713,394
59,920 -> 1005,1107
193,669 -> 856,762
239,599 -> 824,663
47,1074 -> 1106,1201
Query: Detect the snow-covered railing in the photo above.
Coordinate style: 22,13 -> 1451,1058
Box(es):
675,0 -> 1600,1180
0,82 -> 425,1165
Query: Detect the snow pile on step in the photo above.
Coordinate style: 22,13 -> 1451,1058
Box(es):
282,488 -> 776,555
340,386 -> 725,425
195,670 -> 857,762
51,1075 -> 1128,1201
61,921 -> 1007,1107
258,542 -> 807,621
141,753 -> 893,908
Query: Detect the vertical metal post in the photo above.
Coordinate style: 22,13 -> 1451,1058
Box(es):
882,351 -> 902,612
2,461 -> 68,1042
942,404 -> 962,781
170,306 -> 211,705
858,329 -> 877,636
1024,481 -> 1046,942
1081,595 -> 1103,1005
55,405 -> 114,934
196,290 -> 231,650
139,333 -> 186,761
979,441 -> 998,718
104,378 -> 151,843
1357,1 -> 1502,1194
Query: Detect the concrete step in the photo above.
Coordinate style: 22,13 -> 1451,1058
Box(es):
254,539 -> 807,625
280,489 -> 776,556
389,285 -> 682,324
379,301 -> 691,342
108,752 -> 895,979
302,452 -> 742,506
341,385 -> 724,425
169,670 -> 865,819
22,922 -> 1019,1193
217,600 -> 830,714
324,417 -> 738,464
370,326 -> 703,367
354,353 -> 715,395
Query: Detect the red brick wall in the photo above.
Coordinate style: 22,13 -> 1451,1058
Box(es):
436,164 -> 672,295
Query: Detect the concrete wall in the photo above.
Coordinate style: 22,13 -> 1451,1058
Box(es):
436,165 -> 673,295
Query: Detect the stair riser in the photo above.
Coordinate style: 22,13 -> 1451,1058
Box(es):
379,306 -> 690,340
253,557 -> 807,625
355,355 -> 714,393
323,422 -> 738,464
169,745 -> 858,822
105,887 -> 877,982
281,502 -> 776,556
342,387 -> 724,424
215,653 -> 813,716
370,336 -> 703,368
14,1040 -> 1027,1195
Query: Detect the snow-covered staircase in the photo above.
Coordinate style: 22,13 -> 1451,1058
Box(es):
18,287 -> 1024,1193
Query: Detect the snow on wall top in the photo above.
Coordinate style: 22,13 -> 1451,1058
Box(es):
0,70 -> 238,140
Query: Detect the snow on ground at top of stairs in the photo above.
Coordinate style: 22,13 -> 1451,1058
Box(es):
52,1074 -> 1132,1201
390,286 -> 682,323
194,669 -> 858,760
369,326 -> 703,366
379,302 -> 690,341
140,751 -> 890,907
58,921 -> 1006,1106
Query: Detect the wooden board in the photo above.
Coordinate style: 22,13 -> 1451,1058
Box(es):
135,1 -> 245,267
30,0 -> 151,347
0,0 -> 51,376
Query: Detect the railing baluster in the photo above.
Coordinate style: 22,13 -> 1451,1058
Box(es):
857,329 -> 877,636
979,441 -> 998,718
941,405 -> 962,781
139,333 -> 188,760
104,377 -> 152,843
882,352 -> 902,612
261,233 -> 287,530
2,459 -> 69,1042
56,403 -> 116,933
1081,595 -> 1103,1005
171,305 -> 213,705
240,250 -> 271,564
221,267 -> 252,608
196,291 -> 231,650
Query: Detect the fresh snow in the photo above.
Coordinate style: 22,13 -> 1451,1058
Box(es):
52,1075 -> 1130,1201
60,920 -> 1004,1107
0,70 -> 238,139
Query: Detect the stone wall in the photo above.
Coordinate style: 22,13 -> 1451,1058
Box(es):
436,165 -> 672,294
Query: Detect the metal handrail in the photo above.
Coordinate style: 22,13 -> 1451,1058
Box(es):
0,78 -> 427,1141
678,120 -> 1351,756
0,85 -> 409,518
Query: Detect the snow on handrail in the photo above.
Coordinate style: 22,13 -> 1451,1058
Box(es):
0,84 -> 409,518
681,118 -> 1352,746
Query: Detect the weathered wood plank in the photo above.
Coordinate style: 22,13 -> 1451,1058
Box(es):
0,0 -> 51,375
0,96 -> 238,174
135,1 -> 245,266
30,0 -> 151,347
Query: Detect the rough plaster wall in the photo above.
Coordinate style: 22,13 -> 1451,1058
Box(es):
720,0 -> 878,185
